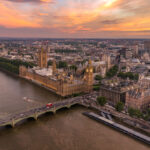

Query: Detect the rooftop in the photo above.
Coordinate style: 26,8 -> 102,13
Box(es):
101,78 -> 139,93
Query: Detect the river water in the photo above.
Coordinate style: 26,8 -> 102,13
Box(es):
0,71 -> 149,150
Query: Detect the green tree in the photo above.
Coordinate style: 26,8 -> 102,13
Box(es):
93,85 -> 100,91
118,72 -> 126,79
115,102 -> 124,112
55,49 -> 82,53
48,60 -> 52,66
70,65 -> 77,71
0,57 -> 36,75
134,109 -> 143,118
147,108 -> 150,115
95,75 -> 102,81
128,107 -> 142,118
121,66 -> 126,70
106,65 -> 118,78
97,96 -> 107,106
134,74 -> 139,80
58,61 -> 68,69
118,72 -> 139,81
128,107 -> 135,117
142,114 -> 150,121
142,108 -> 150,121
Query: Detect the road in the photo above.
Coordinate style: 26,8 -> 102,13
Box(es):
0,96 -> 82,127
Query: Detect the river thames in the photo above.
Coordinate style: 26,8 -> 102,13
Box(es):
0,71 -> 149,150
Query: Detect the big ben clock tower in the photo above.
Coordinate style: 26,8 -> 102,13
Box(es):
84,59 -> 93,91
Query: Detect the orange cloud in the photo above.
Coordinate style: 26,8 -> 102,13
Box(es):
0,0 -> 150,38
6,0 -> 54,3
98,16 -> 150,32
0,2 -> 41,28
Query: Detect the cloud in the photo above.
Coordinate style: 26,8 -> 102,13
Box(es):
101,19 -> 123,25
5,0 -> 54,3
0,0 -> 150,38
0,1 -> 41,28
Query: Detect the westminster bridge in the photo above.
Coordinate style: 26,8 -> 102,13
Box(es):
0,92 -> 98,128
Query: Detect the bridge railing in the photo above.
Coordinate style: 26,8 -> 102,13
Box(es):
0,97 -> 84,127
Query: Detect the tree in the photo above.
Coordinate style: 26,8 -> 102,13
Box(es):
128,107 -> 142,118
128,107 -> 135,117
142,114 -> 150,121
106,65 -> 118,78
121,66 -> 126,70
141,108 -> 150,121
58,61 -> 68,68
0,57 -> 36,75
48,60 -> 52,66
95,75 -> 102,81
100,44 -> 106,48
135,109 -> 143,118
117,72 -> 126,79
93,85 -> 100,91
70,65 -> 77,71
55,49 -> 82,53
118,72 -> 139,81
115,102 -> 124,112
134,74 -> 139,81
97,96 -> 107,106
147,108 -> 150,115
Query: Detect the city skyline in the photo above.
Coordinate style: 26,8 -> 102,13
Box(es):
0,0 -> 150,38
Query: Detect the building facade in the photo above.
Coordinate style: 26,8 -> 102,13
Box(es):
19,48 -> 93,97
126,88 -> 150,110
126,79 -> 150,110
99,78 -> 139,106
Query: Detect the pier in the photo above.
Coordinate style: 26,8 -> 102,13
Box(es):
83,112 -> 150,145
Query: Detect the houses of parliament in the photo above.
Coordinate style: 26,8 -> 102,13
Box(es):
19,47 -> 93,97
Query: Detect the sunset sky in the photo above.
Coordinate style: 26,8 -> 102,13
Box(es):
0,0 -> 150,38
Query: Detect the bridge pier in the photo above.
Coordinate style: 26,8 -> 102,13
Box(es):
34,113 -> 38,120
67,104 -> 71,109
53,111 -> 56,114
52,108 -> 56,114
11,119 -> 15,128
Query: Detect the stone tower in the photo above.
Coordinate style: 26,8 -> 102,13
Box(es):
106,55 -> 111,70
52,59 -> 57,75
84,59 -> 93,90
38,47 -> 47,68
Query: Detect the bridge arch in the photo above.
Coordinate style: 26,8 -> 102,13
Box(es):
0,99 -> 82,129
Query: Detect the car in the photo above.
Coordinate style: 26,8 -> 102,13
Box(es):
46,103 -> 53,108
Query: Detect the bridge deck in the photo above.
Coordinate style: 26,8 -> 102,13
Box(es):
0,97 -> 84,127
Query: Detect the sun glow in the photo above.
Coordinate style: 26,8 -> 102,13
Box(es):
0,0 -> 150,38
104,0 -> 118,7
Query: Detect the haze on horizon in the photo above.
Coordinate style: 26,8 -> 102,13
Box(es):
0,0 -> 150,38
